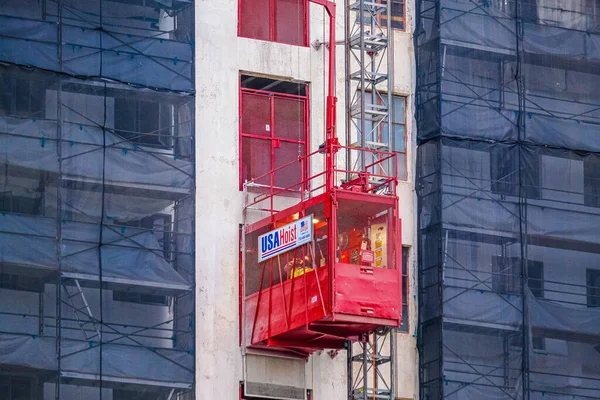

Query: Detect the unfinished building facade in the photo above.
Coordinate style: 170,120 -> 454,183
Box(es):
0,0 -> 195,398
417,0 -> 600,398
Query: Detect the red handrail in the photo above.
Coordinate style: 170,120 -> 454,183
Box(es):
244,145 -> 399,213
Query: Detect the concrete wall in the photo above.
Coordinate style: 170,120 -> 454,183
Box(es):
393,0 -> 419,397
195,0 -> 417,399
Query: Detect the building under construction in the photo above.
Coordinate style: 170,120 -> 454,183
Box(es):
0,0 -> 195,398
0,0 -> 419,399
6,0 -> 600,397
416,0 -> 600,398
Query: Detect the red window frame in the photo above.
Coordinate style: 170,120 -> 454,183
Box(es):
238,0 -> 310,47
379,0 -> 406,32
239,83 -> 310,192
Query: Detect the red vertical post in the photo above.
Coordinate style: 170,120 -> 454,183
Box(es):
304,97 -> 310,195
270,0 -> 275,41
329,196 -> 337,314
308,0 -> 337,316
325,5 -> 336,194
308,0 -> 337,192
270,97 -> 276,216
239,227 -> 243,346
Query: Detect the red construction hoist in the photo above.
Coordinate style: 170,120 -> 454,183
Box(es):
241,0 -> 401,367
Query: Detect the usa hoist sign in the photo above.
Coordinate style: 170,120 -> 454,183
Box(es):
258,215 -> 314,262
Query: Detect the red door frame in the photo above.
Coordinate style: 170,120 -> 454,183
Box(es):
239,83 -> 310,193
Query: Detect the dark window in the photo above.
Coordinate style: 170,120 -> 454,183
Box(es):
0,274 -> 45,293
490,148 -> 540,198
522,0 -> 599,28
584,155 -> 600,208
491,148 -> 519,196
114,99 -> 173,149
239,0 -> 307,46
113,389 -> 170,400
528,261 -> 544,349
492,257 -> 543,296
494,258 -> 545,349
113,214 -> 172,258
521,0 -> 538,23
239,383 -> 313,400
399,247 -> 409,332
0,76 -> 44,118
587,269 -> 600,308
380,0 -> 406,31
0,193 -> 40,215
113,291 -> 168,306
527,261 -> 544,299
492,256 -> 521,294
0,376 -> 33,400
240,76 -> 308,191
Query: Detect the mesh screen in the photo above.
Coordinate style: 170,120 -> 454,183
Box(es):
239,0 -> 270,41
417,0 -> 600,397
0,0 -> 195,398
274,0 -> 306,46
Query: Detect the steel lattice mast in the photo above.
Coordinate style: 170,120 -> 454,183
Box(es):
345,1 -> 396,399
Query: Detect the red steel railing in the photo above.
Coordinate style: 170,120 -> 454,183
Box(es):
243,144 -> 399,215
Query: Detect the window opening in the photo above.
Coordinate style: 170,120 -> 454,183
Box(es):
0,75 -> 45,118
528,262 -> 545,350
587,269 -> 600,308
528,261 -> 544,299
112,291 -> 169,306
0,193 -> 41,216
540,155 -> 584,204
241,75 -> 307,96
113,389 -> 177,400
238,0 -> 308,46
380,95 -> 408,180
491,148 -> 540,198
0,273 -> 45,293
380,0 -> 406,31
492,257 -> 543,297
399,246 -> 409,332
113,214 -> 172,258
490,148 -> 519,197
0,376 -> 34,400
584,156 -> 600,208
494,258 -> 545,349
114,98 -> 174,149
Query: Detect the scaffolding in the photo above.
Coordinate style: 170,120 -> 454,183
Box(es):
345,1 -> 396,399
416,0 -> 600,397
0,1 -> 195,399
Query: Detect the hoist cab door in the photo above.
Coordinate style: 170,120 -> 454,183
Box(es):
331,191 -> 402,331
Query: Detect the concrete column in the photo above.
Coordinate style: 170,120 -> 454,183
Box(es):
195,1 -> 243,399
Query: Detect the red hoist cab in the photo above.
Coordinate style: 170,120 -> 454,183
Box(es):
240,0 -> 402,355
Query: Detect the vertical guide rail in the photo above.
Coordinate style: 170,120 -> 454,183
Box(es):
347,327 -> 396,400
348,329 -> 395,400
345,0 -> 396,399
346,0 -> 393,176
